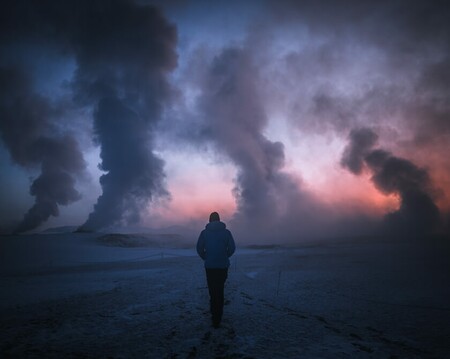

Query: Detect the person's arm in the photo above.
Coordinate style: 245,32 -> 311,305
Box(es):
196,231 -> 206,260
227,231 -> 236,257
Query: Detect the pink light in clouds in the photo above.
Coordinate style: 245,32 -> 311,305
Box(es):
147,126 -> 406,228
166,178 -> 236,222
316,175 -> 401,216
144,149 -> 237,227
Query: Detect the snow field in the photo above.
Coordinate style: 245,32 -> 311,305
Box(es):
1,234 -> 449,358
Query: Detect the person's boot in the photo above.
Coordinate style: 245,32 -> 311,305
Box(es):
212,311 -> 222,328
212,310 -> 221,328
212,317 -> 220,328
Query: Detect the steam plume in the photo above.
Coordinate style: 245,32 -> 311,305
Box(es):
341,128 -> 440,234
199,49 -> 280,220
72,2 -> 177,231
0,0 -> 177,232
197,47 -> 321,240
0,67 -> 86,233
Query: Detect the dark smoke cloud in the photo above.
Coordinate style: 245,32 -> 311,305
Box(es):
342,128 -> 441,234
1,0 -> 177,231
0,67 -> 86,233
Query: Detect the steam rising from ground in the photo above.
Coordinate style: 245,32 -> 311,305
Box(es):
197,47 -> 323,240
1,0 -> 177,232
0,0 -> 449,238
73,2 -> 177,231
0,65 -> 86,233
342,128 -> 441,234
75,2 -> 176,230
200,49 -> 285,220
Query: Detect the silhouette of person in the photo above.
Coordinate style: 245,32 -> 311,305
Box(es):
196,212 -> 236,328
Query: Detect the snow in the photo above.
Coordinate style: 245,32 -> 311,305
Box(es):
1,233 -> 449,358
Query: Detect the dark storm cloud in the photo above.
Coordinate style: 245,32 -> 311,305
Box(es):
0,67 -> 86,233
0,0 -> 177,231
342,128 -> 441,234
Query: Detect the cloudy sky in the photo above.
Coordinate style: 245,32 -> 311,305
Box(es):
1,0 -> 449,240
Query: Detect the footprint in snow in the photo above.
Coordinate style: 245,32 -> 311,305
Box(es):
202,331 -> 211,343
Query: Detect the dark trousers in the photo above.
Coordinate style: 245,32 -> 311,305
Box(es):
205,268 -> 228,325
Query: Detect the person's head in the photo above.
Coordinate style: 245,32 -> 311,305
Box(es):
209,211 -> 220,222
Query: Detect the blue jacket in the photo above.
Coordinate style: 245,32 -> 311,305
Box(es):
196,221 -> 236,268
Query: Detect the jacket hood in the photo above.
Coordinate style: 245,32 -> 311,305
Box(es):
205,221 -> 226,231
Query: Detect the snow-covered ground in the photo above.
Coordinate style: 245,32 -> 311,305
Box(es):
1,233 -> 449,358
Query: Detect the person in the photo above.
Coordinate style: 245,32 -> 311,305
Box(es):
196,211 -> 236,328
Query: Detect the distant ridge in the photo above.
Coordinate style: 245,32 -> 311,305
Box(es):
41,226 -> 79,234
96,233 -> 191,248
43,224 -> 199,240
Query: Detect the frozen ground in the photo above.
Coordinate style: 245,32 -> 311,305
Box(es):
0,233 -> 449,358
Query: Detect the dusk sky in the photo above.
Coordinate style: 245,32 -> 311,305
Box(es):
1,0 -> 449,240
